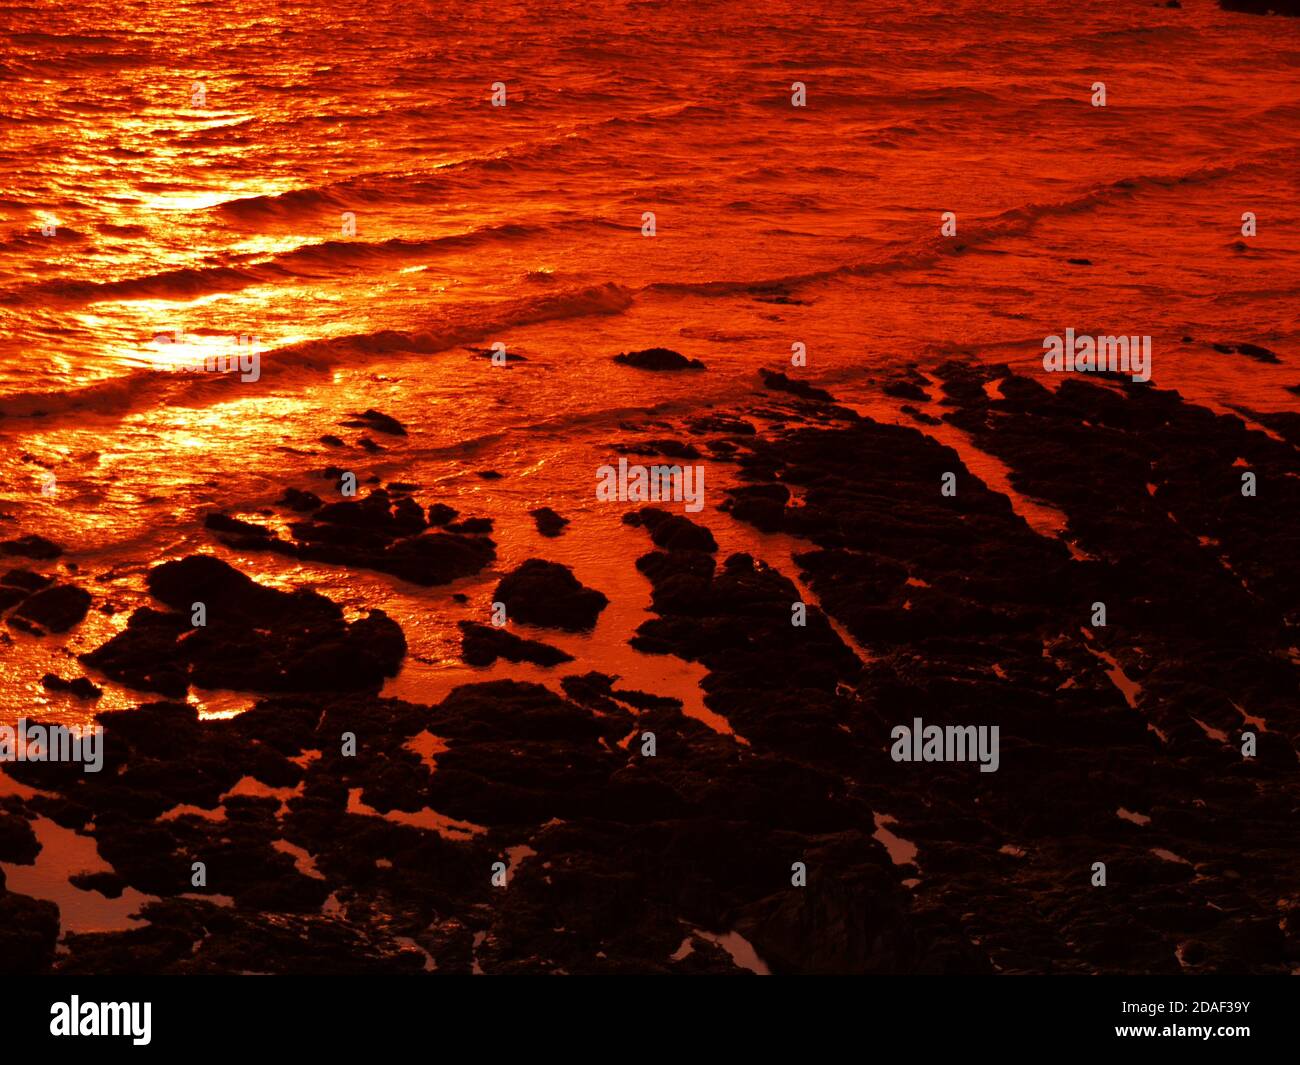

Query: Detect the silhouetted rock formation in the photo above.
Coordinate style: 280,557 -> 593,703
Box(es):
458,620 -> 573,667
493,559 -> 609,631
82,556 -> 405,696
613,347 -> 705,371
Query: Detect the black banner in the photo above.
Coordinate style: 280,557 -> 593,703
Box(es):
3,975 -> 1292,1052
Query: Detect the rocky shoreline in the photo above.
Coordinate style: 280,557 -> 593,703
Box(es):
1,361 -> 1297,974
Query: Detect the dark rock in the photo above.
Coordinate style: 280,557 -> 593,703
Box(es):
204,512 -> 272,537
82,556 -> 405,695
722,484 -> 790,532
279,487 -> 323,512
614,439 -> 702,460
458,621 -> 574,667
688,414 -> 756,436
1235,342 -> 1281,362
340,409 -> 407,436
759,368 -> 835,402
41,674 -> 102,700
148,555 -> 326,619
207,489 -> 495,588
70,871 -> 127,898
1212,342 -> 1281,363
14,584 -> 91,632
0,812 -> 40,863
426,503 -> 458,526
529,507 -> 570,537
560,671 -> 680,715
901,405 -> 942,426
312,491 -> 426,537
622,507 -> 718,552
493,560 -> 609,631
79,608 -> 189,696
735,840 -> 919,973
292,530 -> 494,587
0,893 -> 59,974
1,569 -> 54,592
613,348 -> 706,371
883,379 -> 930,401
1,535 -> 62,560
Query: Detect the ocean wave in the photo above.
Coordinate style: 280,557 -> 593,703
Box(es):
265,221 -> 547,269
0,371 -> 161,418
0,283 -> 637,420
271,282 -> 636,370
0,227 -> 87,254
647,157 -> 1273,299
2,264 -> 263,305
7,32 -> 122,45
41,52 -> 156,71
214,184 -> 356,219
96,222 -> 150,237
9,228 -> 590,312
209,100 -> 747,217
757,86 -> 1004,111
1,214 -> 626,307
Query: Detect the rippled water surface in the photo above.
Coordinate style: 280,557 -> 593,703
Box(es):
1,0 -> 1298,726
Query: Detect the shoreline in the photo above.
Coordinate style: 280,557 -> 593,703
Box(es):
2,360 -> 1296,974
